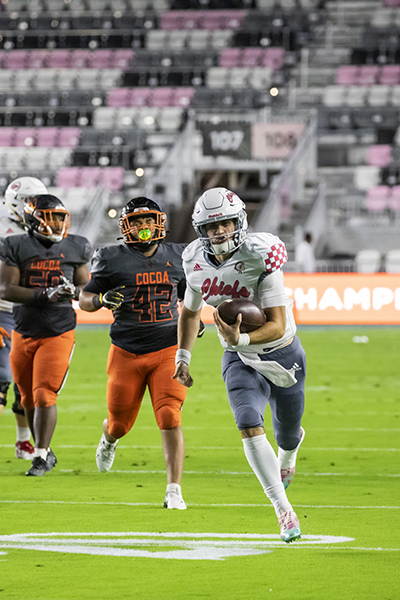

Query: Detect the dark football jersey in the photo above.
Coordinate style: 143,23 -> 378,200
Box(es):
0,232 -> 91,338
83,242 -> 186,354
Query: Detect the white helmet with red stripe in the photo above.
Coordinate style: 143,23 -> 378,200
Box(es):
192,187 -> 248,255
4,176 -> 48,228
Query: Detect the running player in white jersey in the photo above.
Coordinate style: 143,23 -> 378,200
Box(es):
173,187 -> 306,543
0,177 -> 47,459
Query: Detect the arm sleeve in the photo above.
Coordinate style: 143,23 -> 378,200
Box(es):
258,269 -> 287,308
183,281 -> 204,312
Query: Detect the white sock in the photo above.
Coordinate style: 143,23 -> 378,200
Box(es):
103,433 -> 117,447
242,434 -> 292,517
278,427 -> 305,470
34,448 -> 47,460
16,426 -> 31,443
166,483 -> 182,496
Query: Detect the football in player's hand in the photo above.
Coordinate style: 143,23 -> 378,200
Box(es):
217,299 -> 266,333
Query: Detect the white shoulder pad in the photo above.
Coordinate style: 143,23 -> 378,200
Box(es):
245,232 -> 287,273
182,239 -> 202,262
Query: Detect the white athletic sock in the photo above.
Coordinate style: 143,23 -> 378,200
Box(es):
278,427 -> 305,470
16,426 -> 31,443
242,434 -> 292,517
166,483 -> 182,496
34,448 -> 47,460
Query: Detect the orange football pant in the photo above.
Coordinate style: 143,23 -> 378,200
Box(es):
10,329 -> 75,410
106,343 -> 186,438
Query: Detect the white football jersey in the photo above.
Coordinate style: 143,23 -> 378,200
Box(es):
0,204 -> 24,312
183,232 -> 296,355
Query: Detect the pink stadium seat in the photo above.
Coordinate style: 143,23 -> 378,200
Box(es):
262,47 -> 285,70
242,48 -> 263,67
180,11 -> 201,29
108,88 -> 130,108
336,65 -> 359,86
27,50 -> 50,69
79,167 -> 102,187
129,87 -> 151,107
0,128 -> 15,146
200,11 -> 224,30
56,167 -> 81,188
388,186 -> 400,211
48,50 -> 71,68
379,65 -> 400,85
160,11 -> 184,30
91,49 -> 113,69
37,127 -> 59,147
70,50 -> 91,68
358,65 -> 380,85
14,128 -> 37,147
151,87 -> 173,107
58,128 -> 81,148
171,87 -> 195,107
366,186 -> 390,211
383,0 -> 400,5
367,145 -> 391,167
5,50 -> 29,69
219,47 -> 241,67
221,10 -> 246,29
102,167 -> 124,191
112,49 -> 134,69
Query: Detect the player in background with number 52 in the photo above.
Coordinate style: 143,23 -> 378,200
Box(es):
79,197 -> 192,510
173,188 -> 306,542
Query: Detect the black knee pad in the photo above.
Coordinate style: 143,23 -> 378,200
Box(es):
13,382 -> 21,403
0,381 -> 10,406
12,397 -> 25,416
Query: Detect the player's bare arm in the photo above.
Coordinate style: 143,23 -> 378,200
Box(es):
214,305 -> 286,346
0,262 -> 35,303
72,264 -> 90,296
173,305 -> 201,388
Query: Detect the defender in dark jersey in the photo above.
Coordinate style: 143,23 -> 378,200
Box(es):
0,194 -> 91,476
79,197 -> 189,509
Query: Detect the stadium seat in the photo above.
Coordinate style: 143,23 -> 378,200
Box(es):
151,87 -> 174,107
379,65 -> 400,85
384,248 -> 400,272
219,48 -> 241,68
14,128 -> 37,147
115,107 -> 138,128
366,186 -> 390,211
101,167 -> 124,191
323,85 -> 347,107
108,88 -> 130,108
390,85 -> 400,106
346,86 -> 367,107
5,50 -> 29,70
58,128 -> 81,148
0,128 -> 16,146
159,106 -> 183,131
57,167 -> 81,188
262,48 -> 285,70
48,50 -> 72,69
336,66 -> 359,86
130,88 -> 151,107
113,50 -> 135,69
172,87 -> 195,107
80,167 -> 102,187
388,185 -> 400,211
354,166 -> 380,190
358,65 -> 380,85
91,50 -> 113,69
367,85 -> 390,107
27,50 -> 50,69
367,145 -> 392,167
355,249 -> 382,272
70,50 -> 92,69
92,107 -> 117,129
242,48 -> 263,67
37,127 -> 59,147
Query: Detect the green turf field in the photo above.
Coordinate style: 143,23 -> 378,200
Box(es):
0,325 -> 399,600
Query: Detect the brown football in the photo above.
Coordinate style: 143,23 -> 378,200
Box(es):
217,299 -> 266,333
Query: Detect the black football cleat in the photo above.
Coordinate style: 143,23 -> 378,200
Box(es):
26,456 -> 47,477
46,449 -> 57,472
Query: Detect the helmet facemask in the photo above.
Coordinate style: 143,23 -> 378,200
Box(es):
119,206 -> 166,250
194,210 -> 248,256
25,203 -> 70,243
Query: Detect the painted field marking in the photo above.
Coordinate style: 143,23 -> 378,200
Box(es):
0,532 -> 354,561
0,500 -> 399,510
1,444 -> 399,451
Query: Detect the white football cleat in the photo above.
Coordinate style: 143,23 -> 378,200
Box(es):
163,484 -> 187,510
96,433 -> 118,472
